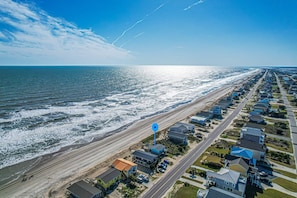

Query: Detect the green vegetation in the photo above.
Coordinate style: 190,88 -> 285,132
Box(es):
233,119 -> 246,127
171,183 -> 199,198
267,151 -> 295,168
256,189 -> 295,198
187,168 -> 206,178
119,183 -> 146,198
221,129 -> 240,140
274,169 -> 297,179
193,140 -> 234,171
142,130 -> 163,144
188,134 -> 201,144
264,121 -> 290,137
266,137 -> 293,153
157,139 -> 189,156
273,177 -> 297,192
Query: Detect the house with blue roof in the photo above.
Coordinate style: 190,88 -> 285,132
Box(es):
231,147 -> 256,166
212,105 -> 222,118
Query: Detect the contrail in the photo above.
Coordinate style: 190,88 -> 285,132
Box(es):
112,2 -> 167,45
120,32 -> 144,48
184,0 -> 204,11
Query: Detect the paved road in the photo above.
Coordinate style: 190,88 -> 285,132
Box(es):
275,73 -> 297,173
141,73 -> 264,198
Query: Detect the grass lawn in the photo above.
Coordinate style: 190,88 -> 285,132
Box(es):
274,169 -> 297,179
220,129 -> 240,140
273,177 -> 297,192
194,154 -> 222,171
269,158 -> 296,169
193,141 -> 233,171
256,189 -> 295,198
172,184 -> 199,198
266,139 -> 293,153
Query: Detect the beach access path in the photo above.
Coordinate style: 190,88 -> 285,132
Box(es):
0,81 -> 244,197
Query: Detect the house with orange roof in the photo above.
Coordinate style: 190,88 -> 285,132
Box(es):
112,158 -> 137,178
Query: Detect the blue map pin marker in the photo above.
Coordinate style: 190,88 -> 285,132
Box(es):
152,123 -> 159,133
152,123 -> 159,145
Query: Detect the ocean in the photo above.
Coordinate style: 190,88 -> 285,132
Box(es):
0,66 -> 258,171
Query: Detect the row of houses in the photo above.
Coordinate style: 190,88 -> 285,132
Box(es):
190,87 -> 250,127
67,158 -> 138,198
198,124 -> 267,197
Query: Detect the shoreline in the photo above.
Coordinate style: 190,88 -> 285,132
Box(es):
0,73 -> 257,197
0,85 -> 228,183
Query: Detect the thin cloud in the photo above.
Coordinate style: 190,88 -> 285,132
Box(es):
113,2 -> 167,45
0,0 -> 132,65
184,0 -> 204,11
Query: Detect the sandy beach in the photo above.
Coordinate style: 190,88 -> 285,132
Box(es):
0,77 -> 253,197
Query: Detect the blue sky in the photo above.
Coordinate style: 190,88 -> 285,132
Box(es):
0,0 -> 296,66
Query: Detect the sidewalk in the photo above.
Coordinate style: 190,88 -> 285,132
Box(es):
265,133 -> 291,142
270,162 -> 297,174
273,171 -> 297,183
267,146 -> 294,156
263,182 -> 297,197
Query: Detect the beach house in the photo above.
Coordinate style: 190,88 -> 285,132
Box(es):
196,111 -> 214,120
230,147 -> 256,166
169,122 -> 195,133
240,127 -> 265,145
96,168 -> 121,191
225,157 -> 249,177
112,158 -> 137,178
190,116 -> 208,126
212,105 -> 222,118
168,131 -> 188,145
150,144 -> 166,156
206,168 -> 247,197
225,154 -> 261,188
67,180 -> 103,198
236,140 -> 267,161
132,150 -> 158,168
249,114 -> 266,124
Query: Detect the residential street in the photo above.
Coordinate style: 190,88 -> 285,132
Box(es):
275,74 -> 297,172
141,74 -> 263,198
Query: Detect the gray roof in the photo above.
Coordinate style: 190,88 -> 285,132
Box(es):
150,144 -> 165,151
67,180 -> 101,198
97,168 -> 121,184
206,187 -> 243,198
224,154 -> 250,165
207,168 -> 240,184
229,158 -> 249,171
241,127 -> 263,136
168,131 -> 187,140
132,150 -> 158,161
249,115 -> 264,122
196,111 -> 213,118
237,139 -> 266,152
169,122 -> 194,132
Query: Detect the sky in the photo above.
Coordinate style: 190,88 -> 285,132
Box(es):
0,0 -> 297,66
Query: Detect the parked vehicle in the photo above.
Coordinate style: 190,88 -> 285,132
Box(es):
163,160 -> 169,164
